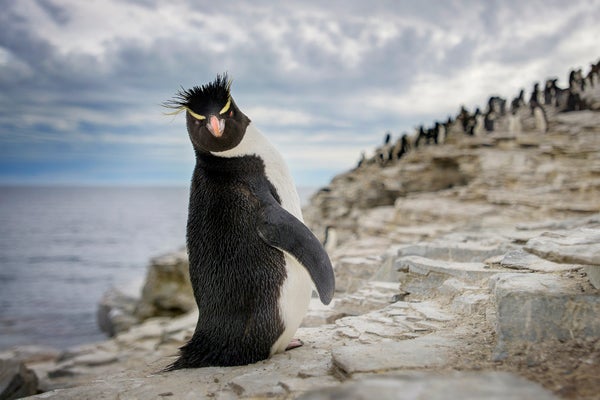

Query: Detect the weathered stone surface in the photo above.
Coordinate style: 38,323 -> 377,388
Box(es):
491,273 -> 600,351
524,229 -> 600,265
393,196 -> 496,226
333,256 -> 384,293
585,265 -> 600,289
398,239 -> 513,263
397,256 -> 510,298
297,372 -> 559,400
398,256 -> 508,282
0,345 -> 60,364
451,292 -> 490,315
0,358 -> 38,399
500,249 -> 583,272
332,281 -> 400,317
97,284 -> 141,337
332,334 -> 459,375
134,250 -> 195,321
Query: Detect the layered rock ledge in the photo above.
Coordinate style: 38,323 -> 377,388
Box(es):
2,71 -> 600,400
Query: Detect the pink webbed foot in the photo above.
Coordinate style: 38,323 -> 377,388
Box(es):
285,338 -> 304,351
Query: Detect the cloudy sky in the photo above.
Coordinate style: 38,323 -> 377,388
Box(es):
1,0 -> 598,187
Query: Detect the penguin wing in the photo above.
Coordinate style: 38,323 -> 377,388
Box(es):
256,196 -> 335,305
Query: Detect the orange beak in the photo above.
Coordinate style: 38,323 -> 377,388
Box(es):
208,115 -> 224,138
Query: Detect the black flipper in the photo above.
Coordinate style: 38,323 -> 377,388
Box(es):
256,191 -> 335,305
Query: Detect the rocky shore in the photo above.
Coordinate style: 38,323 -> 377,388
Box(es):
2,68 -> 600,399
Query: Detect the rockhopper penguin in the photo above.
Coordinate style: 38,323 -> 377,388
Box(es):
163,74 -> 335,369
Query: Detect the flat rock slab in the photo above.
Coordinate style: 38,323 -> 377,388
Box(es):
524,228 -> 600,265
500,249 -> 583,272
397,256 -> 509,282
297,371 -> 559,400
332,335 -> 459,375
398,240 -> 512,263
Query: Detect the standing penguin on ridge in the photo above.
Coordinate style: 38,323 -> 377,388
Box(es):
163,74 -> 335,369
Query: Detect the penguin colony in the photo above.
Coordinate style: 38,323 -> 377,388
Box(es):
164,75 -> 335,369
361,58 -> 600,168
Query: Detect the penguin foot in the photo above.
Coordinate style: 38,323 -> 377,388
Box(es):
285,338 -> 304,351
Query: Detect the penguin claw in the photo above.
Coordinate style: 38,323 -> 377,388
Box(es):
285,338 -> 304,351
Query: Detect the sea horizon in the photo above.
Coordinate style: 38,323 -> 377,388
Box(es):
0,184 -> 320,351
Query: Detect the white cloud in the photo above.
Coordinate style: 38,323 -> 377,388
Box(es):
2,0 -> 600,186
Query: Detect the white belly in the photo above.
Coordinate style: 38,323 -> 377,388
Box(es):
270,254 -> 314,355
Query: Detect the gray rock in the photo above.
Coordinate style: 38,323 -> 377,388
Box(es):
398,256 -> 508,282
397,256 -> 510,298
332,281 -> 400,317
71,351 -> 118,367
0,358 -> 38,399
97,285 -> 141,337
451,293 -> 490,315
585,265 -> 600,289
134,250 -> 195,321
334,256 -> 383,293
0,345 -> 61,364
524,228 -> 600,265
500,249 -> 582,272
409,301 -> 454,322
297,371 -> 559,400
332,335 -> 459,375
398,240 -> 512,263
491,273 -> 600,352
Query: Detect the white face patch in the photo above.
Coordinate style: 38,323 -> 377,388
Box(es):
211,123 -> 303,220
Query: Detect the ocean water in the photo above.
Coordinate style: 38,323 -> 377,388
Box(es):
0,185 -> 317,351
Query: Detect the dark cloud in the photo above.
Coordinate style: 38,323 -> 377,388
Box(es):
35,0 -> 70,25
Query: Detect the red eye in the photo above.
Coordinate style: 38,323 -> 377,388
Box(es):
229,110 -> 233,117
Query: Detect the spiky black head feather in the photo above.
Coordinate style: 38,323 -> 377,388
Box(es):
165,74 -> 251,153
164,73 -> 232,117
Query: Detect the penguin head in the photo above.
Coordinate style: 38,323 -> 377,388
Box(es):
165,74 -> 251,153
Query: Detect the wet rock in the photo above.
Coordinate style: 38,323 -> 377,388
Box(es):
0,358 -> 38,399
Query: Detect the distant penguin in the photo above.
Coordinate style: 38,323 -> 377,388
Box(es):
533,105 -> 547,133
163,74 -> 335,369
484,111 -> 496,133
437,122 -> 446,144
473,109 -> 484,136
529,82 -> 541,115
356,151 -> 366,169
323,226 -> 338,255
508,110 -> 522,134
